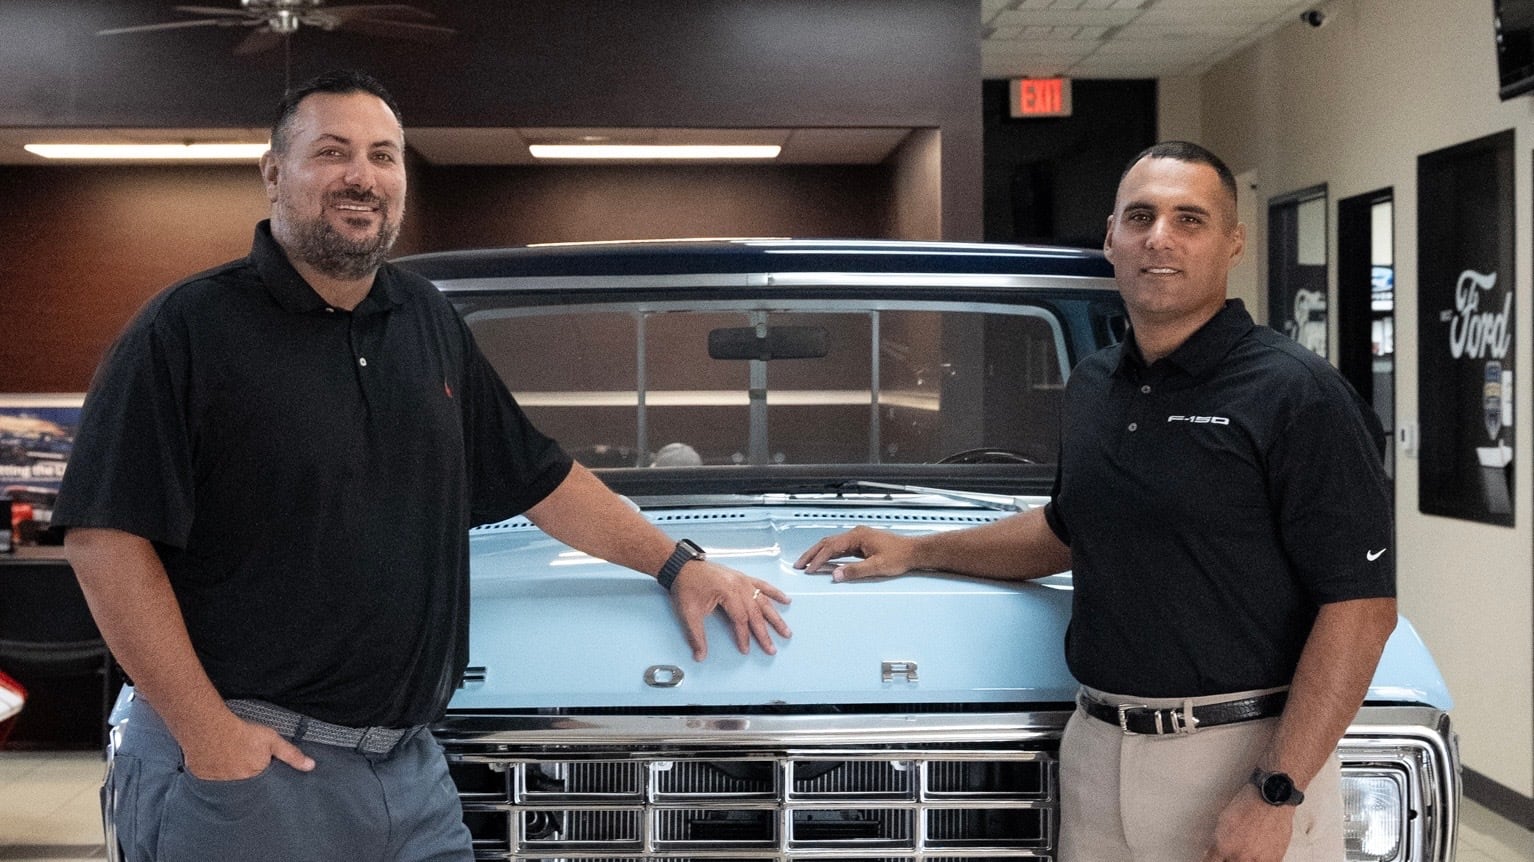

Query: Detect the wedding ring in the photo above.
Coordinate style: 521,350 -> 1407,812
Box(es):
751,588 -> 763,600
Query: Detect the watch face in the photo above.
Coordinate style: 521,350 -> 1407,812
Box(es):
1261,773 -> 1294,804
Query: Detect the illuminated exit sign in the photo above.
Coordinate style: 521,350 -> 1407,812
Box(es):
1010,78 -> 1073,118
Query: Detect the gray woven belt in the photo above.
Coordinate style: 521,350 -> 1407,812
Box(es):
227,699 -> 421,756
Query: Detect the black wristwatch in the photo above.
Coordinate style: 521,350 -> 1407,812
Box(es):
1250,768 -> 1304,807
656,539 -> 705,591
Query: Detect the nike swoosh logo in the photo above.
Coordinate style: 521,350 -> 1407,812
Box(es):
1366,548 -> 1387,562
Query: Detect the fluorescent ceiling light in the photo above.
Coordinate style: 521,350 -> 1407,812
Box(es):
529,144 -> 781,160
24,143 -> 268,160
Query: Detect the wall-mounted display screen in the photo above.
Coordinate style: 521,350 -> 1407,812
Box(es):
1495,0 -> 1534,99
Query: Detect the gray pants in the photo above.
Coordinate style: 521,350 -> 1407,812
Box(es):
108,698 -> 473,862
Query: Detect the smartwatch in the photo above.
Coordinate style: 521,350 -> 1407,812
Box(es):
657,539 -> 705,591
1250,768 -> 1304,807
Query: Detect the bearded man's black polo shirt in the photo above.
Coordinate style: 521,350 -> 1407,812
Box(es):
54,221 -> 573,728
1043,299 -> 1394,698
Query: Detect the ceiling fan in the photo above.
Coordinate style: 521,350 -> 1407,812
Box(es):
96,0 -> 457,56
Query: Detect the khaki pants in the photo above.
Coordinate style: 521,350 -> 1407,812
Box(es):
1059,687 -> 1343,862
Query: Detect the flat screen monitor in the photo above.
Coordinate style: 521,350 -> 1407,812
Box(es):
1496,0 -> 1534,99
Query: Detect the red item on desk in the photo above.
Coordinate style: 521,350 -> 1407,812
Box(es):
8,502 -> 30,551
0,668 -> 26,747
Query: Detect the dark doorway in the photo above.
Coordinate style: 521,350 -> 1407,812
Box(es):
1267,185 -> 1329,358
1338,189 -> 1396,479
982,78 -> 1157,248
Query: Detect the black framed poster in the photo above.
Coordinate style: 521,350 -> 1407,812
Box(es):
1268,185 -> 1330,357
1417,130 -> 1515,526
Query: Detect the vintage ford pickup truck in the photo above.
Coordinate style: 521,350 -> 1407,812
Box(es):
108,239 -> 1459,861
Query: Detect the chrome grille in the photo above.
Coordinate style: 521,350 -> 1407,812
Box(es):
448,753 -> 1057,859
441,714 -> 1063,862
436,708 -> 1457,862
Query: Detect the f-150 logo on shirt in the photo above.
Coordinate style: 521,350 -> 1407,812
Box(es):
1167,415 -> 1230,425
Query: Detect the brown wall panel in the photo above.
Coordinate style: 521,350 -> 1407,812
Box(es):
414,164 -> 891,248
0,165 -> 269,392
0,162 -> 892,392
888,129 -> 943,241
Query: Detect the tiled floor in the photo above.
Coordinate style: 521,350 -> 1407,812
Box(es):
1459,792 -> 1534,862
0,752 -> 105,862
1,749 -> 1531,861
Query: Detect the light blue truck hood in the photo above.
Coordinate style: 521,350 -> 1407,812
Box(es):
449,507 -> 1453,712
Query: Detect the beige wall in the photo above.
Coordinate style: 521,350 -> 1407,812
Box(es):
1198,0 -> 1534,797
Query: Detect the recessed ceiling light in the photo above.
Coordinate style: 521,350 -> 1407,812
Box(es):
24,143 -> 269,160
528,144 -> 782,160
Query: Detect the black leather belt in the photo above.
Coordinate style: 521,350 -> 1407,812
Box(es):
1080,690 -> 1288,735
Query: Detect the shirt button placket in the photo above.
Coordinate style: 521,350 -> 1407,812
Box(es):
1128,383 -> 1151,431
1132,381 -> 1155,432
349,315 -> 376,412
350,313 -> 368,369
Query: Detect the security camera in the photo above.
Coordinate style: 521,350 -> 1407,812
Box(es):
1300,9 -> 1327,27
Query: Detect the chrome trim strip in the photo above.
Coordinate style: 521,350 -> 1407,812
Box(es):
434,710 -> 1071,747
435,272 -> 1116,294
438,273 -> 756,292
763,272 -> 1112,289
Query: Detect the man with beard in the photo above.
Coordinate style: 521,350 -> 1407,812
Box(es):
53,70 -> 791,862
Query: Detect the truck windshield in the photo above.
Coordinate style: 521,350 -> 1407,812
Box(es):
464,300 -> 1071,469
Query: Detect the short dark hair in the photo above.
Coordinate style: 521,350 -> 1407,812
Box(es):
1121,141 -> 1238,209
269,69 -> 402,154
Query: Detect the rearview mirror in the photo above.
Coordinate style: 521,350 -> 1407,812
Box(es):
707,326 -> 828,360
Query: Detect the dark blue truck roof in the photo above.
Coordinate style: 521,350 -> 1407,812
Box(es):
393,238 -> 1116,282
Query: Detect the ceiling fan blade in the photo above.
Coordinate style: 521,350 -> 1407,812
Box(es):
171,5 -> 258,17
97,18 -> 234,36
336,17 -> 457,42
323,5 -> 439,22
233,27 -> 288,55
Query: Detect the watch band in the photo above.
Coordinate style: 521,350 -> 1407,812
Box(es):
657,539 -> 705,591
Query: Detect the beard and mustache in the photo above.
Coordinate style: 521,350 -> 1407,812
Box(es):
279,189 -> 403,281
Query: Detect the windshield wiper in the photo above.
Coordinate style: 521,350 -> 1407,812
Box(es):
844,480 -> 1028,513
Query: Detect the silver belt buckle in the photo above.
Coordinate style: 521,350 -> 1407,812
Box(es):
1117,703 -> 1145,734
1117,702 -> 1200,735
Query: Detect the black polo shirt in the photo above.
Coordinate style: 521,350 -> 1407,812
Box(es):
54,222 -> 572,728
1044,300 -> 1393,698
